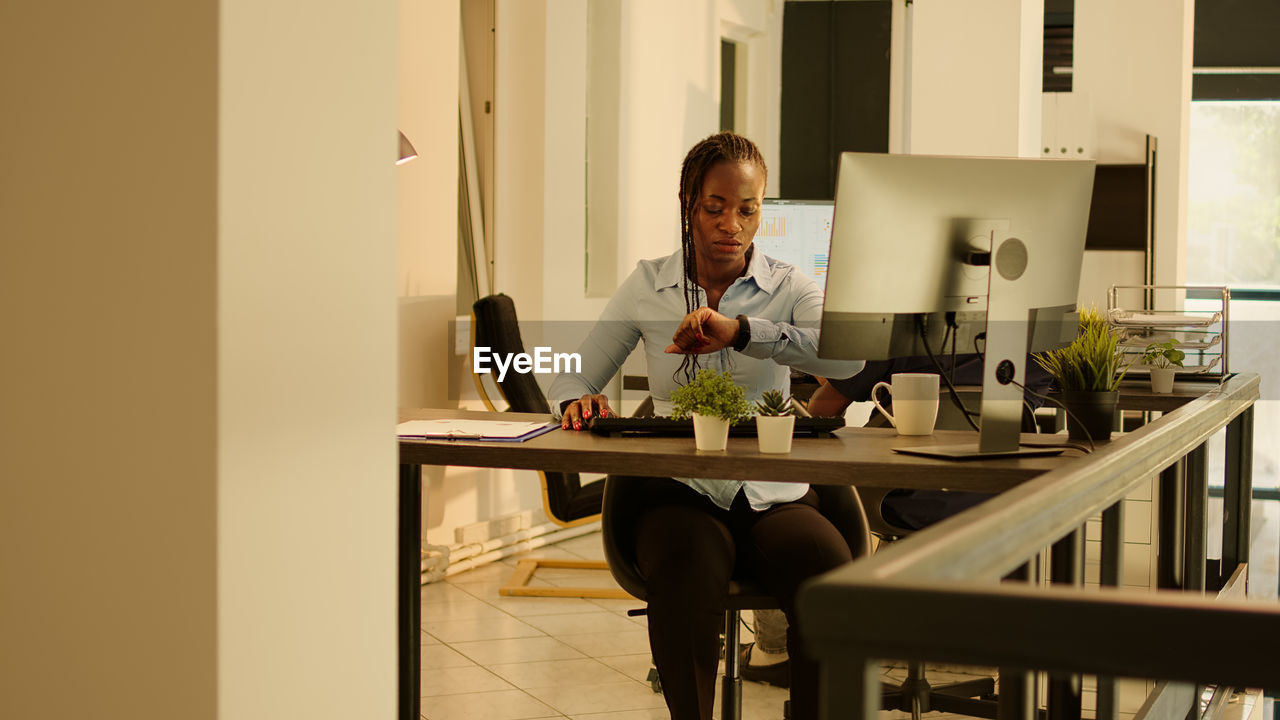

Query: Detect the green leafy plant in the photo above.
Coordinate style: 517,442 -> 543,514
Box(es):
1033,307 -> 1131,392
754,389 -> 794,417
670,368 -> 752,422
1142,340 -> 1186,369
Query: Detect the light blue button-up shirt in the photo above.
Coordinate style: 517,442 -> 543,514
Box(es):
549,248 -> 864,511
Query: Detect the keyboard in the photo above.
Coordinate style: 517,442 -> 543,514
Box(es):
588,415 -> 846,438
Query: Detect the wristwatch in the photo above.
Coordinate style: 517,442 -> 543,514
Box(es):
733,314 -> 750,352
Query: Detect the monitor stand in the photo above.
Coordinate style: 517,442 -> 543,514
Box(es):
892,230 -> 1068,462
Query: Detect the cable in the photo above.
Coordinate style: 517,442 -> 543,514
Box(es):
948,315 -> 959,374
1007,378 -> 1096,453
915,315 -> 980,431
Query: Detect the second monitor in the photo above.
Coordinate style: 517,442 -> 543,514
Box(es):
818,152 -> 1096,457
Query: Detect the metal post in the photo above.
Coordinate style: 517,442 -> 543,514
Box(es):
1183,444 -> 1209,593
399,463 -> 422,720
1222,407 -> 1254,582
1048,530 -> 1083,720
1157,462 -> 1184,590
999,561 -> 1037,720
1097,502 -> 1125,720
722,610 -> 742,720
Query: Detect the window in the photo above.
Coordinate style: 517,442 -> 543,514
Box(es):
1187,100 -> 1280,494
1187,101 -> 1280,289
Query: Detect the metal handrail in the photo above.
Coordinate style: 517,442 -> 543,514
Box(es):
800,373 -> 1267,716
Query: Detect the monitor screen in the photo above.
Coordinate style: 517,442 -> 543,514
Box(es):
753,199 -> 834,290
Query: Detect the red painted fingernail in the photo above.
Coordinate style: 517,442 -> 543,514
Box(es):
583,409 -> 591,419
573,421 -> 581,430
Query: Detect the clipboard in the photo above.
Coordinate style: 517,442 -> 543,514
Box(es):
396,418 -> 557,442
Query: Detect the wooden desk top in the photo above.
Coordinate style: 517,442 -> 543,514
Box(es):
398,408 -> 1085,493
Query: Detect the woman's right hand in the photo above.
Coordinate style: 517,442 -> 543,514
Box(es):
561,394 -> 615,431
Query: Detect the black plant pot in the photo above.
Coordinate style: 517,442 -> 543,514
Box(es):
1060,390 -> 1119,443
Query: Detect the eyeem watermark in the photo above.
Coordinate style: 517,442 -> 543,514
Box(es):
473,346 -> 581,382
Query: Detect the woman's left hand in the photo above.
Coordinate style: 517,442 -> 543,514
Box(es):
664,307 -> 738,354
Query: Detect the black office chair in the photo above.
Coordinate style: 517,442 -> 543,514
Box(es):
602,476 -> 872,720
471,294 -> 652,598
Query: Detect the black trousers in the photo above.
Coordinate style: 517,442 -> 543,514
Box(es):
633,478 -> 853,720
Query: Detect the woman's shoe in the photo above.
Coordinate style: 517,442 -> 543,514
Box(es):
738,642 -> 791,688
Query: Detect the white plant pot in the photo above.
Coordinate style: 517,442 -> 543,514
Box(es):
1149,366 -> 1177,394
691,413 -> 730,451
756,415 -> 796,454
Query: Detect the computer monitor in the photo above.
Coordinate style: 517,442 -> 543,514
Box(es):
818,152 -> 1096,458
753,199 -> 834,290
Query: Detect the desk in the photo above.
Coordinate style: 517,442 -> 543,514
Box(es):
396,408 -> 1086,719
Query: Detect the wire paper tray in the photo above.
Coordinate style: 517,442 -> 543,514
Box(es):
1106,285 -> 1229,378
1108,309 -> 1223,328
1120,356 -> 1221,376
1118,333 -> 1222,351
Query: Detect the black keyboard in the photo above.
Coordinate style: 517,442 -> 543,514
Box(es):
588,415 -> 845,438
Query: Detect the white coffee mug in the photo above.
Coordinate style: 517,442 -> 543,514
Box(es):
870,373 -> 940,436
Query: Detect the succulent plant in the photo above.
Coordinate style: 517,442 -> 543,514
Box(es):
754,389 -> 793,417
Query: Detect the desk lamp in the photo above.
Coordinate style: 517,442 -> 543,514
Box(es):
397,131 -> 419,165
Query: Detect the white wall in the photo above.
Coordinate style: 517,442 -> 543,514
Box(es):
905,0 -> 1044,157
1,2 -> 399,718
1075,0 -> 1196,289
495,0 -> 782,322
426,0 -> 784,543
399,0 -> 460,411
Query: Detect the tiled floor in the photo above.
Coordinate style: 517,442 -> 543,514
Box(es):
420,530 -> 997,720
422,503 -> 1280,720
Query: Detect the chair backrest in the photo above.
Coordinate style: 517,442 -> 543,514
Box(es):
602,477 -> 872,602
471,294 -> 597,526
471,294 -> 551,414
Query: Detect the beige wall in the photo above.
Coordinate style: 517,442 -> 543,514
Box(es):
1,4 -> 219,717
1,1 -> 399,718
218,0 -> 398,717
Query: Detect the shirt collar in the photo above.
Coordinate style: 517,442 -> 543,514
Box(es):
652,245 -> 782,294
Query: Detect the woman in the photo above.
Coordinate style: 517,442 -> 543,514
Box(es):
549,131 -> 862,720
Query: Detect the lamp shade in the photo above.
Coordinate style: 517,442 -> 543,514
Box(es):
397,131 -> 418,165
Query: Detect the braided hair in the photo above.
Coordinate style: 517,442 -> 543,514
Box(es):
674,131 -> 767,382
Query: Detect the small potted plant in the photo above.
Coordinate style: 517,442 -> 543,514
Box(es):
754,389 -> 796,454
1033,307 -> 1131,443
670,368 -> 752,451
1142,339 -> 1185,394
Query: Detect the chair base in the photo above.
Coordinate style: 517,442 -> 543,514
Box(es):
882,677 -> 999,719
499,558 -> 634,599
